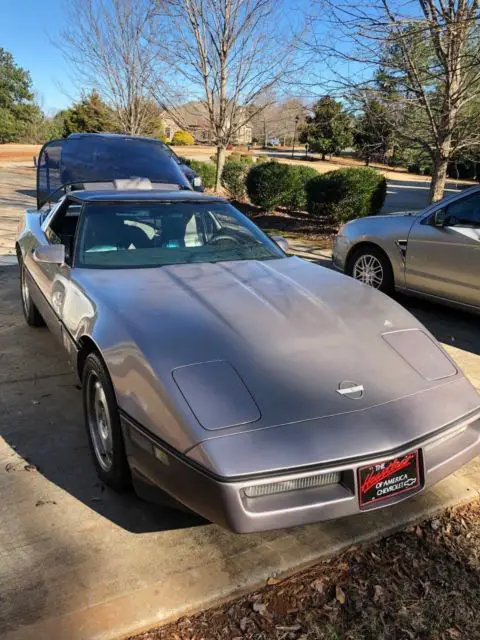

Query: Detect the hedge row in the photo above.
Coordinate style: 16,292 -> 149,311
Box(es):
183,158 -> 387,224
246,162 -> 386,223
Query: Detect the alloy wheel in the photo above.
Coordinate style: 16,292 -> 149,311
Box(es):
86,373 -> 114,472
352,254 -> 384,289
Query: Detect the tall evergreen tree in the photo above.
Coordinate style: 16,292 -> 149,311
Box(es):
61,90 -> 115,136
299,97 -> 352,160
0,48 -> 39,142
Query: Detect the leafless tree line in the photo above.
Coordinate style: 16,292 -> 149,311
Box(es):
60,0 -> 301,188
306,0 -> 480,201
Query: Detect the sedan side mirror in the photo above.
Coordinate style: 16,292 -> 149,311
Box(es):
271,235 -> 289,252
434,209 -> 447,227
33,244 -> 66,265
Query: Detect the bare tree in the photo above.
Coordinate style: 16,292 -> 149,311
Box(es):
308,1 -> 480,202
150,0 -> 300,189
59,0 -> 157,135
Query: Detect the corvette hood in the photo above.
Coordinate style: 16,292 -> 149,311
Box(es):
74,257 -> 473,451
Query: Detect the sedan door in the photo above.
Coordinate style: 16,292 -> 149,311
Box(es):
405,190 -> 480,308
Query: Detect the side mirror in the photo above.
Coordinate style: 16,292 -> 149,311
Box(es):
33,244 -> 66,265
433,209 -> 447,227
271,235 -> 289,252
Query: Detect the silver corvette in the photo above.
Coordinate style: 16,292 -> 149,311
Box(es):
15,140 -> 480,532
332,185 -> 480,312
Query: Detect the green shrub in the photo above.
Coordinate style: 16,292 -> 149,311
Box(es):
228,152 -> 254,165
305,167 -> 387,224
221,161 -> 249,200
255,154 -> 269,164
171,130 -> 195,145
408,162 -> 421,174
282,166 -> 319,212
187,160 -> 216,189
245,161 -> 292,211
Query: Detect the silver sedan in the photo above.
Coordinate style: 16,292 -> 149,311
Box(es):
332,185 -> 480,313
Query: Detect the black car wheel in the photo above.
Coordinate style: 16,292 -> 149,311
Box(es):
20,261 -> 44,327
82,352 -> 131,491
348,246 -> 394,294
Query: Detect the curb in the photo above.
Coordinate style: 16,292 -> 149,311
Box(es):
6,458 -> 479,640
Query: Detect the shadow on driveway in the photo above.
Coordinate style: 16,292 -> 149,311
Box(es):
0,267 -> 205,534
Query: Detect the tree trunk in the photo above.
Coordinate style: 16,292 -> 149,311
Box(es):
429,155 -> 449,203
321,152 -> 326,161
215,145 -> 226,192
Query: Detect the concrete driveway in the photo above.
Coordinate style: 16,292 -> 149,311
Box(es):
1,167 -> 479,640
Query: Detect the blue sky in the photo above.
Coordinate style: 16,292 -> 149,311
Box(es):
0,0 -> 353,113
0,0 -> 77,113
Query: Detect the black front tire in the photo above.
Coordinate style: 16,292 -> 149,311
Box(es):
20,261 -> 44,327
82,352 -> 131,492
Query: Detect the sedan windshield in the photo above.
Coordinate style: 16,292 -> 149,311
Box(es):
75,201 -> 285,268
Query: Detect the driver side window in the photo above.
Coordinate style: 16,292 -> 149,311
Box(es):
45,201 -> 82,265
445,192 -> 480,228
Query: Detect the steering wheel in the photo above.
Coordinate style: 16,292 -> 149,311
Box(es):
209,233 -> 241,247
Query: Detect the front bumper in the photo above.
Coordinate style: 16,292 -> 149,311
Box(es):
331,234 -> 350,271
121,410 -> 480,533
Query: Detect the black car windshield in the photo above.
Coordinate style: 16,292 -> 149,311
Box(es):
75,201 -> 285,269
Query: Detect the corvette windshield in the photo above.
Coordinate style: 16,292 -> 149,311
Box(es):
75,201 -> 284,268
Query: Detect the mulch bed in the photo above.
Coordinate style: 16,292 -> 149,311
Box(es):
132,498 -> 480,640
233,201 -> 336,247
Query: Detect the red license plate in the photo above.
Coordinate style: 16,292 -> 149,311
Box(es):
358,450 -> 421,508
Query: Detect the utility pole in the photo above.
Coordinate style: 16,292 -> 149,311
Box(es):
291,115 -> 299,158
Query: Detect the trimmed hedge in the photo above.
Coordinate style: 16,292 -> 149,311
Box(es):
305,167 -> 387,224
245,161 -> 292,211
228,152 -> 254,165
282,166 -> 319,212
221,160 -> 249,200
186,160 -> 216,189
171,130 -> 194,145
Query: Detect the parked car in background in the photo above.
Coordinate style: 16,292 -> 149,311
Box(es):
14,145 -> 480,532
332,185 -> 480,313
158,142 -> 204,192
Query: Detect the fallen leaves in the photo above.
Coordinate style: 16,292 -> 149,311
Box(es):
335,585 -> 346,605
129,498 -> 480,640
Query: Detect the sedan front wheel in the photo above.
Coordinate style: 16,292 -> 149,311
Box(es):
348,247 -> 394,294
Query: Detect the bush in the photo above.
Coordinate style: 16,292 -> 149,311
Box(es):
187,160 -> 216,189
408,162 -> 421,174
282,166 -> 319,212
245,161 -> 292,211
221,161 -> 249,200
255,154 -> 269,164
305,167 -> 387,224
171,130 -> 195,145
228,152 -> 254,165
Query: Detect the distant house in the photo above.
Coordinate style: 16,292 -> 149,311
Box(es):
161,103 -> 252,145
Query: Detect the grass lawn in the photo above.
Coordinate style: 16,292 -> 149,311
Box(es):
132,498 -> 480,640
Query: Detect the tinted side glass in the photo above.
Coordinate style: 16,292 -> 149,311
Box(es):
446,192 -> 480,227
